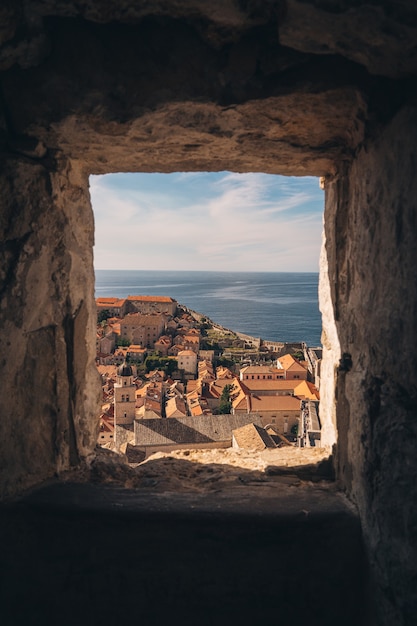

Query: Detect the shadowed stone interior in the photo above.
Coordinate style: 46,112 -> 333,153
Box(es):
0,2 -> 417,625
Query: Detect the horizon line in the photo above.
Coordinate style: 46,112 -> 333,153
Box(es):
94,268 -> 319,274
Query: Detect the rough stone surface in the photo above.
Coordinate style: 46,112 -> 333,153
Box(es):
323,104 -> 417,626
0,156 -> 100,497
73,444 -> 334,492
0,3 -> 417,624
318,226 -> 340,448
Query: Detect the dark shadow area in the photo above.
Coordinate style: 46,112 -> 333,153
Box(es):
0,468 -> 370,626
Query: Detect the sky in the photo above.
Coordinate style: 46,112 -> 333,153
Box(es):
90,172 -> 324,272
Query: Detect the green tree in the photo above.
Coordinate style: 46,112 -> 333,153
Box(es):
116,337 -> 130,347
219,384 -> 232,414
98,309 -> 111,323
214,356 -> 236,370
144,355 -> 178,376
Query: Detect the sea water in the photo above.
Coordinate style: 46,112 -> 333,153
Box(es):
95,270 -> 321,347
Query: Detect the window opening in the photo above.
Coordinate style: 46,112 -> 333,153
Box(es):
91,171 -> 325,476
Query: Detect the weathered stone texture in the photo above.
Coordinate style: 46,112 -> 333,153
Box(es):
0,2 -> 417,623
324,104 -> 417,625
0,157 -> 100,497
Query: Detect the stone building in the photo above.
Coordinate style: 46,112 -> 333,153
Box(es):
177,349 -> 197,376
1,4 -> 417,626
125,295 -> 177,316
120,313 -> 165,347
96,297 -> 128,318
233,393 -> 301,434
275,354 -> 308,380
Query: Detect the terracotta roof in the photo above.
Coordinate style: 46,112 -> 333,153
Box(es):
186,380 -> 199,394
166,396 -> 187,418
121,313 -> 165,325
178,349 -> 196,356
155,336 -> 171,345
99,416 -> 115,433
134,413 -> 263,446
293,380 -> 320,400
126,295 -> 176,303
97,365 -> 118,377
241,380 -> 299,392
249,395 -> 301,411
216,367 -> 235,379
127,345 -> 146,353
277,354 -> 307,372
232,423 -> 277,450
96,297 -> 126,307
209,378 -> 240,398
240,366 -> 282,375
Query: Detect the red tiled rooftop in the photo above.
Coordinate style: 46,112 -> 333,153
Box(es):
126,295 -> 176,303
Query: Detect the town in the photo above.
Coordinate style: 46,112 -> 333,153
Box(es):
96,295 -> 322,463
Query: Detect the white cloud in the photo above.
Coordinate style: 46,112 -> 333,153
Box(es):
90,172 -> 324,272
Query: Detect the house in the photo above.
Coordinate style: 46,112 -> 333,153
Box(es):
293,380 -> 320,401
216,366 -> 235,379
154,335 -> 172,356
198,359 -> 215,382
97,352 -> 114,366
135,380 -> 164,419
133,413 -> 263,458
182,334 -> 200,352
97,414 -> 115,446
126,344 -> 147,362
240,365 -> 286,381
113,348 -> 128,365
240,379 -> 298,396
99,332 -> 116,355
166,343 -> 178,355
125,295 -> 177,316
276,354 -> 308,380
120,313 -> 166,347
198,350 -> 215,362
96,297 -> 128,318
177,349 -> 197,376
239,377 -> 319,400
204,377 -> 247,412
233,394 -> 301,434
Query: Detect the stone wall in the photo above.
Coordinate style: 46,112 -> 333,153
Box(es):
1,2 -> 417,623
0,155 -> 100,497
323,104 -> 417,625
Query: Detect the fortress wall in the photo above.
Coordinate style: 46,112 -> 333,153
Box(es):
322,104 -> 417,625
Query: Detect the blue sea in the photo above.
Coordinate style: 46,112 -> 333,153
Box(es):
95,270 -> 321,347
